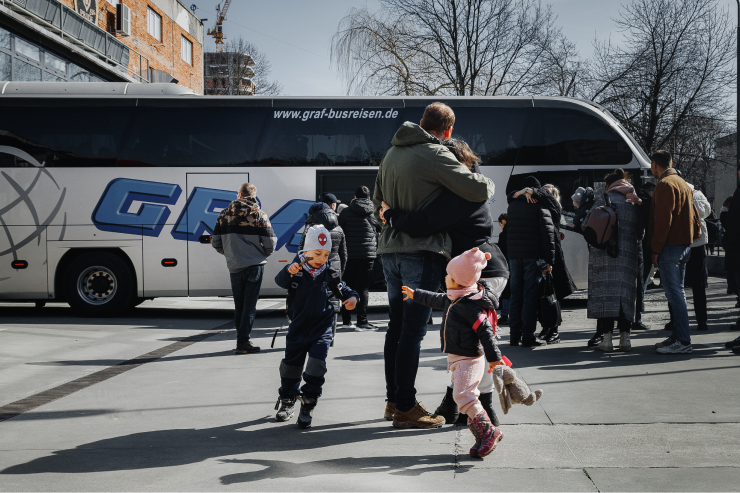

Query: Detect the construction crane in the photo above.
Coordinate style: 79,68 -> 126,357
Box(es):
207,0 -> 232,52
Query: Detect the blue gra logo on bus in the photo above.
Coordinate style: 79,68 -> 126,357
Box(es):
91,178 -> 313,252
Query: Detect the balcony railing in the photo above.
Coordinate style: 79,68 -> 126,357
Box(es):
3,0 -> 150,82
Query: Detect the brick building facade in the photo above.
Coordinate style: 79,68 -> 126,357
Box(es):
1,0 -> 204,93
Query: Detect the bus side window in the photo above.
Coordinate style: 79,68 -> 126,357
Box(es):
517,108 -> 632,166
445,107 -> 531,167
0,105 -> 133,167
254,110 -> 400,166
117,106 -> 267,167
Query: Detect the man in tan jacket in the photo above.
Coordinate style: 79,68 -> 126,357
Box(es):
648,150 -> 698,355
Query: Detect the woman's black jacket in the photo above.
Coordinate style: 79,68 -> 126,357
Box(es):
508,189 -> 575,300
382,168 -> 508,279
338,198 -> 381,259
413,282 -> 502,362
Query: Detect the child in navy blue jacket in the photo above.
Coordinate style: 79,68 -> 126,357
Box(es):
274,225 -> 358,429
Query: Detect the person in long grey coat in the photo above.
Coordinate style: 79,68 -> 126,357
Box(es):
586,169 -> 643,352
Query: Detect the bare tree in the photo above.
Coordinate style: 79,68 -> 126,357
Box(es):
331,0 -> 569,96
588,0 -> 736,158
222,36 -> 283,96
330,7 -> 448,95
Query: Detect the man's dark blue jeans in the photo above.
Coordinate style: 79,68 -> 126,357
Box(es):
230,264 -> 264,346
382,251 -> 444,413
508,258 -> 543,341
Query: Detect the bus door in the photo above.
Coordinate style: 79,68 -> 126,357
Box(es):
184,173 -> 248,296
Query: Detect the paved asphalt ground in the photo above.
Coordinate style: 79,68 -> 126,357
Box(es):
1,278 -> 739,492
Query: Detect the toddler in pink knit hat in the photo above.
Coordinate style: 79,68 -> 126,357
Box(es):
401,247 -> 505,458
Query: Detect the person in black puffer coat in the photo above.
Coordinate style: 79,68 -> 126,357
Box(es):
507,184 -> 576,344
338,186 -> 382,330
299,202 -> 348,277
506,176 -> 557,347
380,138 -> 507,428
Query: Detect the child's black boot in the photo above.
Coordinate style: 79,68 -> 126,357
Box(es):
275,396 -> 296,422
433,386 -> 459,424
479,392 -> 500,427
297,396 -> 317,429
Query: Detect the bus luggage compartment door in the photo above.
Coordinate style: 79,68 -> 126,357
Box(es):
185,173 -> 248,297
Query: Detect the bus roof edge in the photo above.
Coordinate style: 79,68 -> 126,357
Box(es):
0,82 -> 200,97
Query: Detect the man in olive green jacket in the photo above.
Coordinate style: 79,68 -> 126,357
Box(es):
373,102 -> 495,429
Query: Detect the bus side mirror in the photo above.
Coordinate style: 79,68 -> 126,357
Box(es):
199,234 -> 212,244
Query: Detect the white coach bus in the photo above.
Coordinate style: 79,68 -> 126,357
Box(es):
0,82 -> 650,316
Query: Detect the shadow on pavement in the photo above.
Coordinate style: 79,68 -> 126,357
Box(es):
0,305 -> 233,327
0,417 -> 453,481
218,454 -> 465,484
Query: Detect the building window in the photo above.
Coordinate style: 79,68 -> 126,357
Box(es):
181,36 -> 192,65
147,8 -> 162,41
0,26 -> 108,83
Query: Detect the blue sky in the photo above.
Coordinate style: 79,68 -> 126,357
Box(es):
191,0 -> 738,97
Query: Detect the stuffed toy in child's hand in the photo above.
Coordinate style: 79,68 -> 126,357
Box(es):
491,365 -> 543,414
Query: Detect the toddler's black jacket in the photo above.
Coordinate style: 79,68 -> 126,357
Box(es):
412,281 -> 502,363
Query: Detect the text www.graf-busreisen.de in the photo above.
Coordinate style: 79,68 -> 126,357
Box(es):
273,108 -> 400,122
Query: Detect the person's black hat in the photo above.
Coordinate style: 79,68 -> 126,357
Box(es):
322,193 -> 341,205
523,176 -> 541,188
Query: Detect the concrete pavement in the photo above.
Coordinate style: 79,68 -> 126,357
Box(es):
0,280 -> 738,491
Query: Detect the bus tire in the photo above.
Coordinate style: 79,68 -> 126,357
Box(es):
63,252 -> 134,317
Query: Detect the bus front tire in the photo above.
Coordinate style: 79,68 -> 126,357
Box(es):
63,252 -> 134,317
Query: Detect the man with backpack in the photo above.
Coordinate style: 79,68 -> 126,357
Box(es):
505,176 -> 557,347
648,151 -> 699,355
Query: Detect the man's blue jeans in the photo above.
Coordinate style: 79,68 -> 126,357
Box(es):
500,298 -> 510,317
229,264 -> 264,345
508,258 -> 543,340
382,251 -> 444,412
658,245 -> 691,343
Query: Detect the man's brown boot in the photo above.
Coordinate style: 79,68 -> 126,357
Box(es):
384,400 -> 396,421
392,402 -> 445,429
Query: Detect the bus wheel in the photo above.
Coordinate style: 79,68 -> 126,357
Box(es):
63,252 -> 134,317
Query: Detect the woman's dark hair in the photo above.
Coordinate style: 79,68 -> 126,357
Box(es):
442,138 -> 481,170
604,168 -> 631,186
724,195 -> 734,208
498,212 -> 507,222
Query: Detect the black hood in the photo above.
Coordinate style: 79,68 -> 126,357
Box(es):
349,198 -> 374,217
307,208 -> 339,230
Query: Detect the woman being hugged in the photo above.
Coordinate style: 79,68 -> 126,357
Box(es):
586,169 -> 642,352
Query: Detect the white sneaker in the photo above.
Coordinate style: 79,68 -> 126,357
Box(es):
655,340 -> 692,354
597,330 -> 614,352
618,332 -> 631,352
340,323 -> 356,330
654,336 -> 673,348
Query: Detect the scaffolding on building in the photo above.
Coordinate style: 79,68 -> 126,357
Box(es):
203,51 -> 256,95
